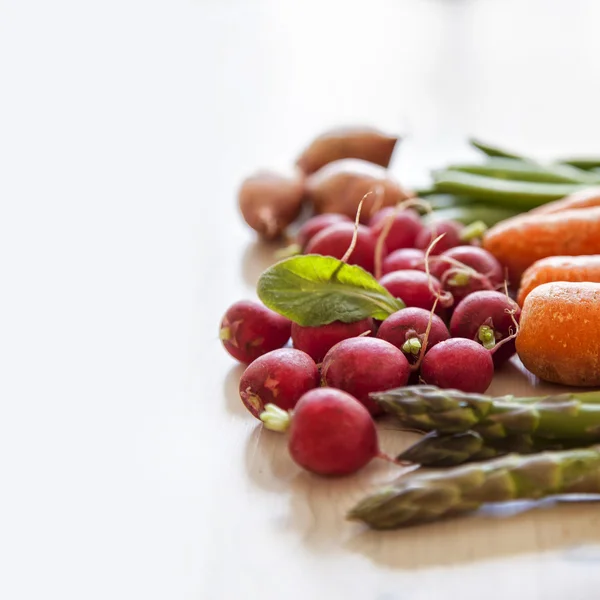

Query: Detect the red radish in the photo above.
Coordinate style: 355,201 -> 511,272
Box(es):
369,207 -> 424,252
260,388 -> 379,476
296,213 -> 352,249
430,246 -> 504,304
420,338 -> 494,393
377,307 -> 449,363
379,270 -> 449,312
289,389 -> 379,476
305,222 -> 383,274
321,337 -> 410,416
432,246 -> 503,284
239,348 -> 318,418
415,220 -> 464,255
291,318 -> 374,363
220,300 -> 292,364
382,248 -> 426,275
450,290 -> 521,366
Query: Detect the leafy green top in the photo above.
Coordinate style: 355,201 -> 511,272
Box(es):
257,254 -> 404,326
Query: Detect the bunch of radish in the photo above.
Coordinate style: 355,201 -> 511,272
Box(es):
220,200 -> 520,478
225,125 -> 521,478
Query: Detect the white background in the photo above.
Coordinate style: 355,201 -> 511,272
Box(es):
2,1 -> 600,598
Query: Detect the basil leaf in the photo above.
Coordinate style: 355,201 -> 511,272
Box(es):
257,254 -> 404,326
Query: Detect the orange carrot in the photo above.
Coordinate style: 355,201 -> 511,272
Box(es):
482,206 -> 600,282
516,282 -> 600,386
517,255 -> 600,306
530,187 -> 600,215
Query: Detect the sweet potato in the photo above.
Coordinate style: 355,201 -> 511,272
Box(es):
296,127 -> 399,175
483,206 -> 600,281
304,159 -> 412,223
517,255 -> 600,306
516,281 -> 600,386
530,187 -> 600,215
238,170 -> 305,239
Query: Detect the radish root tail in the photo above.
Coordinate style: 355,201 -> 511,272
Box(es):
374,197 -> 432,279
423,234 -> 454,307
371,183 -> 385,215
340,194 -> 368,264
490,280 -> 520,355
376,450 -> 411,467
412,233 -> 446,371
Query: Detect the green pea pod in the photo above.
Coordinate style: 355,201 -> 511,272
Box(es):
469,139 -> 600,183
559,157 -> 600,171
427,205 -> 519,227
432,170 -> 587,210
415,194 -> 476,211
469,138 -> 524,160
447,158 -> 600,185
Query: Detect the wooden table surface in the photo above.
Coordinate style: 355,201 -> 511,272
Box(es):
3,1 -> 600,598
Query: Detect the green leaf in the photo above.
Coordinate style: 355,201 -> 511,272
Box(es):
257,254 -> 405,326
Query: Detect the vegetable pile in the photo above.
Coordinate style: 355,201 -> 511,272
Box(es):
222,127 -> 600,531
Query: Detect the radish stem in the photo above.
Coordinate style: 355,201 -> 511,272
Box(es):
260,404 -> 291,432
402,337 -> 422,355
460,220 -> 488,242
478,325 -> 497,350
447,270 -> 471,287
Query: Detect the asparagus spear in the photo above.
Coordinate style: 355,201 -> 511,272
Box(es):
372,385 -> 600,441
398,430 -> 584,467
348,446 -> 600,529
398,431 -> 488,467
